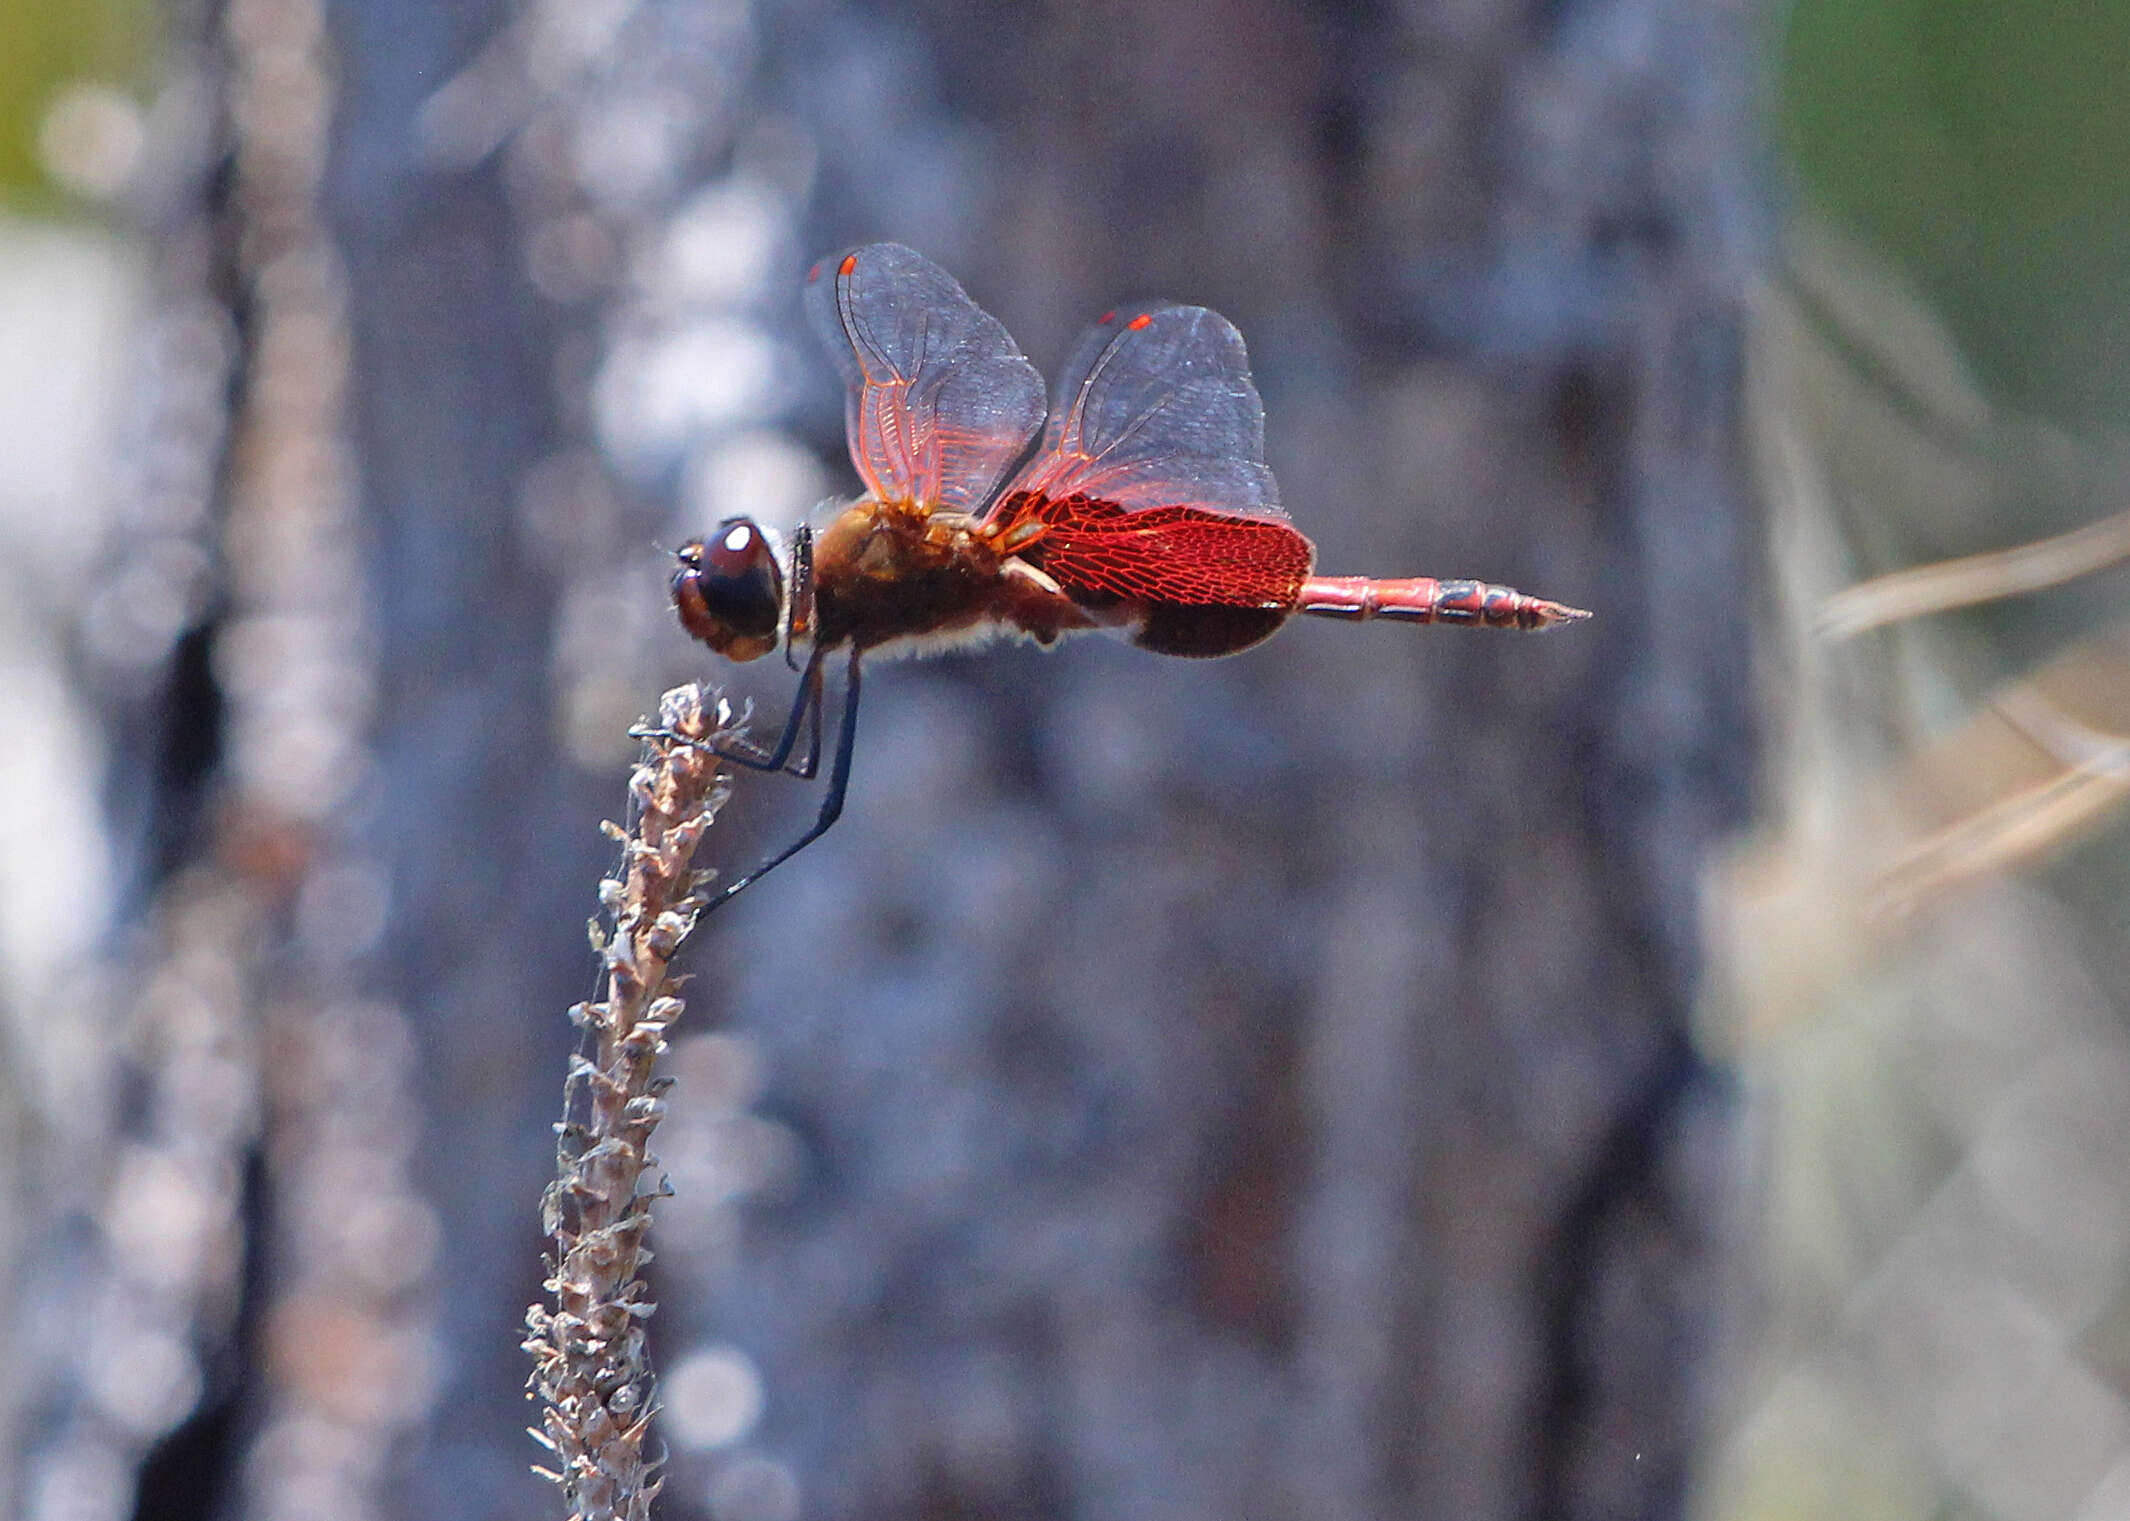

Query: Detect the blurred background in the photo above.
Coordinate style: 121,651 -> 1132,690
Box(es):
3,0 -> 2125,1518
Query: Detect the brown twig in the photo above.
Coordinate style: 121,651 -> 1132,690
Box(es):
526,683 -> 733,1520
1870,689 -> 2130,922
1816,504 -> 2130,640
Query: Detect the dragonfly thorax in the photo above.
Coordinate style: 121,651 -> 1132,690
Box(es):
657,241 -> 1589,919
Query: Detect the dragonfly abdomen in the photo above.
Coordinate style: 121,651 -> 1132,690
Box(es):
1296,575 -> 1590,630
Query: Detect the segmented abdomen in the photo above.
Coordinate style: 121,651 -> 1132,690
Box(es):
1295,576 -> 1589,630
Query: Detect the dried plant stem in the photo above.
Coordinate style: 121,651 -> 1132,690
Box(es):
1816,503 -> 2130,639
527,683 -> 733,1521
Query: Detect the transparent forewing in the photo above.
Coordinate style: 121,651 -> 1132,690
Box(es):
987,302 -> 1307,609
995,303 -> 1284,520
804,243 -> 1046,514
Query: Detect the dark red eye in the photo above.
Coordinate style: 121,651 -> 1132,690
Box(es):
671,518 -> 783,660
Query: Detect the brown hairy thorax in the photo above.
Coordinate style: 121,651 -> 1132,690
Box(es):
808,497 -> 1103,656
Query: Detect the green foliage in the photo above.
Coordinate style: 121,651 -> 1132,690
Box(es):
0,0 -> 154,210
1783,0 -> 2130,427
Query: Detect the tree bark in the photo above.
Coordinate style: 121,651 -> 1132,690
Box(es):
41,0 -> 1757,1516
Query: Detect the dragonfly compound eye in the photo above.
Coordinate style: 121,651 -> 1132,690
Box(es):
672,518 -> 784,661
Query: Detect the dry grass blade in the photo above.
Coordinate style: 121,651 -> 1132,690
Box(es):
1872,691 -> 2130,921
1817,505 -> 2130,640
525,683 -> 734,1521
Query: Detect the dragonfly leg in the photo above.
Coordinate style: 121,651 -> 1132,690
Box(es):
637,644 -> 827,779
703,649 -> 862,913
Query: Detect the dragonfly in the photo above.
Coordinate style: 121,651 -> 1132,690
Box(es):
670,242 -> 1589,908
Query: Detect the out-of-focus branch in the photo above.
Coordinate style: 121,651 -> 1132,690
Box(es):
1872,687 -> 2130,920
526,683 -> 733,1521
1817,504 -> 2130,639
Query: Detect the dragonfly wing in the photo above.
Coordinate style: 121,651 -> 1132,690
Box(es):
1001,303 -> 1284,519
994,303 -> 1310,613
1010,497 -> 1311,606
805,243 -> 1047,514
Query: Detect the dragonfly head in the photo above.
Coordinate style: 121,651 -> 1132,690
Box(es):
672,517 -> 785,662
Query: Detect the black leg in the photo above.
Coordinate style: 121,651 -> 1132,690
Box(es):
703,650 -> 863,913
790,662 -> 824,779
739,647 -> 824,780
648,643 -> 827,779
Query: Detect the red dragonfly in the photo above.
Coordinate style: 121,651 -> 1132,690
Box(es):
672,242 -> 1588,906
